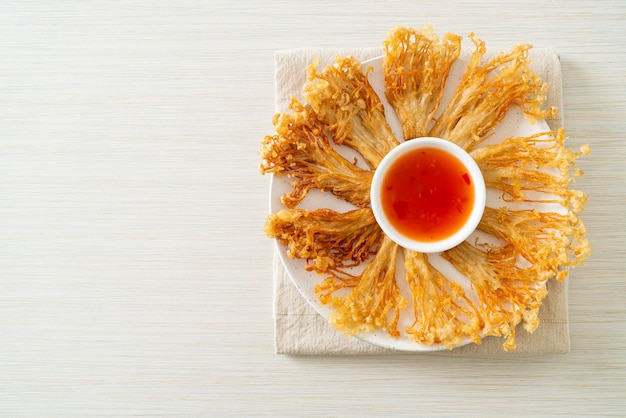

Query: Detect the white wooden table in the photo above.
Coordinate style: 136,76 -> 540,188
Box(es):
1,1 -> 624,415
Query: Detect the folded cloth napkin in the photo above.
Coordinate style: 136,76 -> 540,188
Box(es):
272,46 -> 569,356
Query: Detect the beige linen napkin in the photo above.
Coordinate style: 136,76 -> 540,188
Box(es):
272,46 -> 568,356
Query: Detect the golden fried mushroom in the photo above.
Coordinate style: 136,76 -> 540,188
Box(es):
478,206 -> 591,280
260,98 -> 373,208
320,235 -> 406,338
471,129 -> 590,211
383,25 -> 462,140
303,56 -> 399,169
403,249 -> 482,349
429,34 -> 557,150
443,242 -> 550,351
264,208 -> 384,273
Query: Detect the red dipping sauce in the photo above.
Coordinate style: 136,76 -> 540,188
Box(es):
380,147 -> 475,242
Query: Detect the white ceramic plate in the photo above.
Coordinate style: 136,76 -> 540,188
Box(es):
270,56 -> 553,351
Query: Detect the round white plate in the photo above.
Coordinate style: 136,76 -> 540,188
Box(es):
270,55 -> 552,351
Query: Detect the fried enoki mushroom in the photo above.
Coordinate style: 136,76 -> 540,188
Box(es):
478,206 -> 591,281
383,25 -> 462,140
429,34 -> 557,150
261,25 -> 591,351
471,129 -> 590,211
318,235 -> 406,338
443,242 -> 550,351
260,98 -> 373,208
403,249 -> 482,349
303,56 -> 399,169
264,208 -> 384,274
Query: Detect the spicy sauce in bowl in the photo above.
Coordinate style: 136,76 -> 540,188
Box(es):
371,137 -> 486,253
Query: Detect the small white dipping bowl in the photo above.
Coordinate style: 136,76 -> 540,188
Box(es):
370,137 -> 486,253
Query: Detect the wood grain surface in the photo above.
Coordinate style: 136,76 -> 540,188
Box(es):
0,1 -> 624,416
